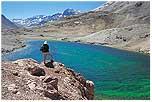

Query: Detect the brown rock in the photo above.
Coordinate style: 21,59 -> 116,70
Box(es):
85,80 -> 94,100
75,74 -> 86,86
67,68 -> 76,76
2,59 -> 94,100
43,82 -> 59,99
49,79 -> 58,90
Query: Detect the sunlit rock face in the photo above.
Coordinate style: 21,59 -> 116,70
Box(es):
1,58 -> 94,100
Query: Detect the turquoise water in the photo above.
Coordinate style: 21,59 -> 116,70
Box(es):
2,40 -> 150,100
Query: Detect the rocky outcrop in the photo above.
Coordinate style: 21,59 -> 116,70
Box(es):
1,58 -> 94,100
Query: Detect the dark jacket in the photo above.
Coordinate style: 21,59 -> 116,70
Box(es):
40,44 -> 49,52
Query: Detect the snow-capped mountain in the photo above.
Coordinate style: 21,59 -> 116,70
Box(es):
12,15 -> 47,27
63,8 -> 81,17
12,8 -> 81,28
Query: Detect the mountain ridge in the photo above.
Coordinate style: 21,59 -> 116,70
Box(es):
12,8 -> 81,28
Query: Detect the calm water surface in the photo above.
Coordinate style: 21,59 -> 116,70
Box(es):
2,40 -> 150,99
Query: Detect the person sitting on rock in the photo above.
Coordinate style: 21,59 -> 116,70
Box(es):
40,41 -> 53,64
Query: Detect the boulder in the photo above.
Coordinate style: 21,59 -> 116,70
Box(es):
43,82 -> 59,99
66,68 -> 76,76
43,76 -> 58,90
49,79 -> 58,90
85,80 -> 94,100
75,73 -> 86,86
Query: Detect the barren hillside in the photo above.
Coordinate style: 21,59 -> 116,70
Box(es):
23,1 -> 150,53
1,15 -> 25,54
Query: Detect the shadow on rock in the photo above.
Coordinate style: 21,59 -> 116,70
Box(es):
26,66 -> 46,76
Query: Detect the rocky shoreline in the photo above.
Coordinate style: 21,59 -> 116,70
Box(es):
1,29 -> 26,55
1,43 -> 26,55
1,58 -> 94,100
66,40 -> 150,55
2,37 -> 149,56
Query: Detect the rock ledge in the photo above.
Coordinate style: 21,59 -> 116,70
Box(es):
1,58 -> 94,100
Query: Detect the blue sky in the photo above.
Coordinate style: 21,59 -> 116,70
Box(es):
2,1 -> 106,19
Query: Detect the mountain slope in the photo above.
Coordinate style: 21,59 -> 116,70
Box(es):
30,1 -> 149,53
33,1 -> 149,34
2,15 -> 18,29
1,15 -> 25,54
96,1 -> 150,26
